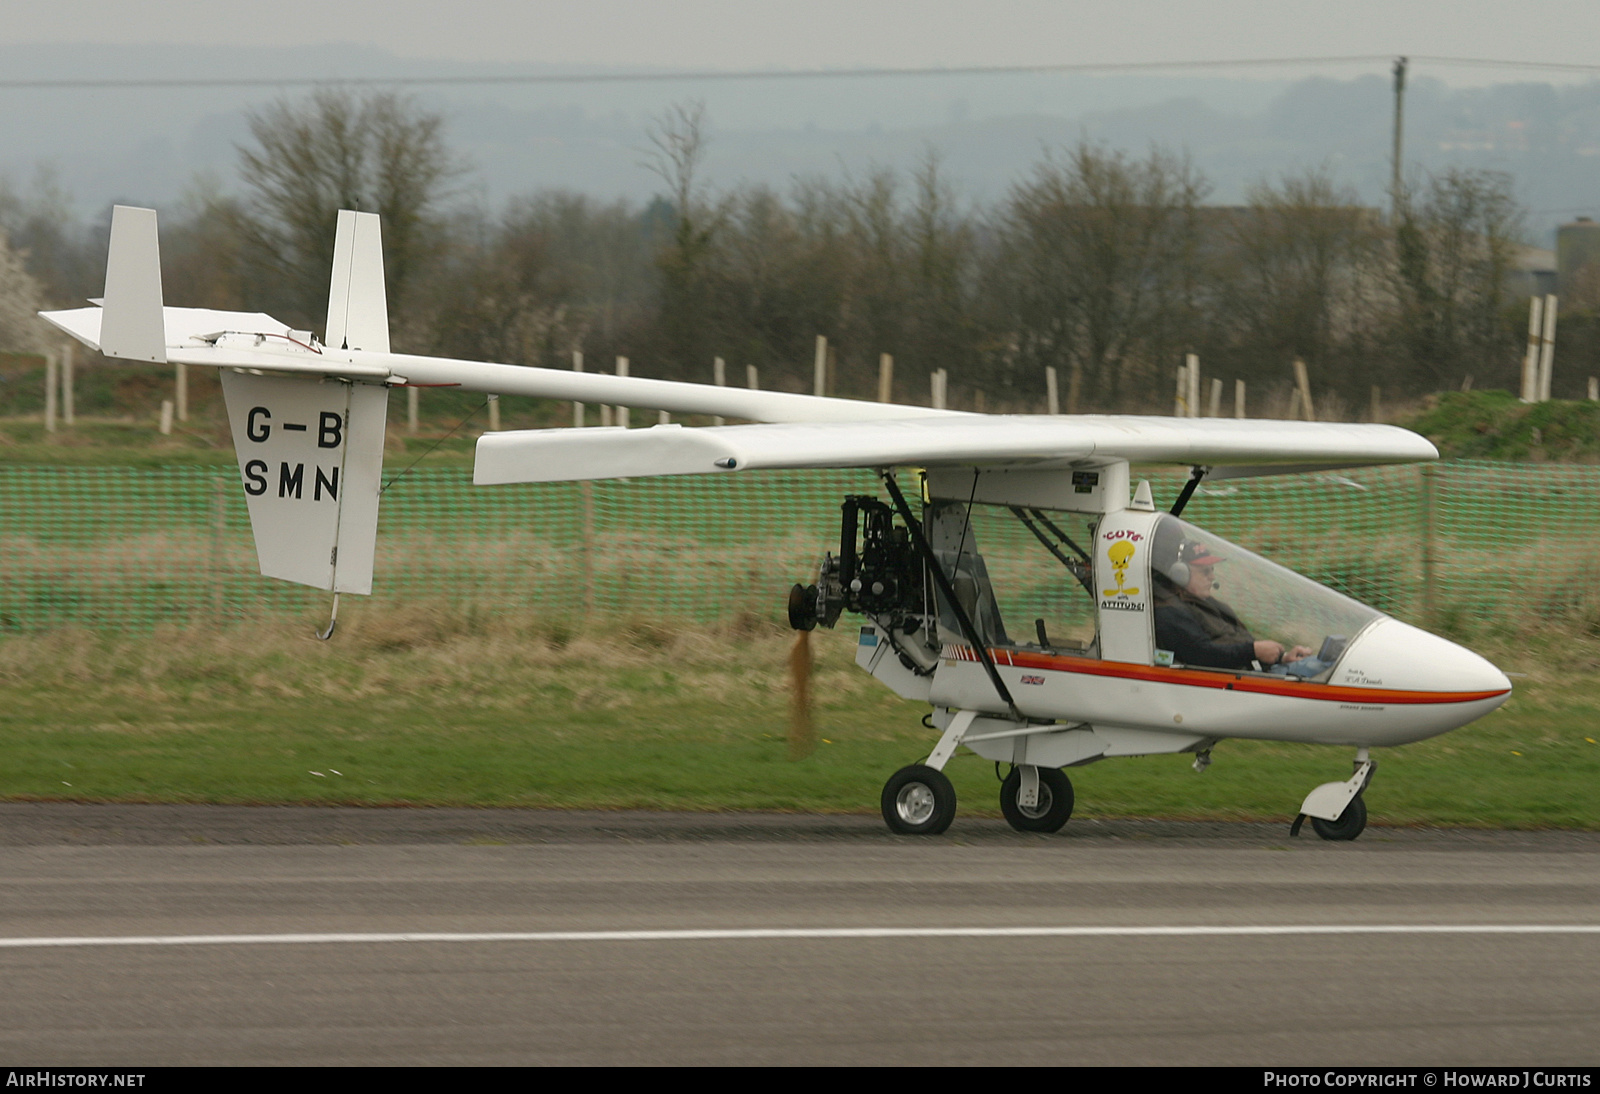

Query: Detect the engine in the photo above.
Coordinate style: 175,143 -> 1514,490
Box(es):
787,496 -> 924,632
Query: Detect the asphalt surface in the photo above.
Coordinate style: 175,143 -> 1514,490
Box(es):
1,804 -> 1598,1066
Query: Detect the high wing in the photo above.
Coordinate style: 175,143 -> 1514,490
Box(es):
39,205 -> 1439,596
473,415 -> 1437,485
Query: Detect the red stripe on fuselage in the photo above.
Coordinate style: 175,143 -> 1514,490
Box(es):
942,646 -> 1508,706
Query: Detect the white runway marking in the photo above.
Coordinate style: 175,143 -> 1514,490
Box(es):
2,925 -> 1599,949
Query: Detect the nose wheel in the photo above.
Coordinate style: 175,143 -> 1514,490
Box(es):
1309,793 -> 1367,840
1291,752 -> 1375,840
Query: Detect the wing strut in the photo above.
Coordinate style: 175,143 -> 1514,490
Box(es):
880,471 -> 1023,723
1170,465 -> 1209,517
1011,507 -> 1092,595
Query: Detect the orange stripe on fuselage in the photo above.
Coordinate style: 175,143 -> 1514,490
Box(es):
943,646 -> 1509,706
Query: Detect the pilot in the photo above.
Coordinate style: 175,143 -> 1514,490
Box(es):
1153,540 -> 1317,673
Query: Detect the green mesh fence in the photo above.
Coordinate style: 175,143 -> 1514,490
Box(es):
1,461 -> 1594,634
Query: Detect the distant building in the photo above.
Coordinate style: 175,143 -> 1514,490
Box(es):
1557,217 -> 1600,300
1510,243 -> 1557,299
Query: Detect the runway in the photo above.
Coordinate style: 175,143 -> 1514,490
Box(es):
2,804 -> 1598,1066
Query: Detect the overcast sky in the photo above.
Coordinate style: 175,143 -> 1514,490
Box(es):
5,0 -> 1599,79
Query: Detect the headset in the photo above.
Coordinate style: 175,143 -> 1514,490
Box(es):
1166,542 -> 1195,587
1167,541 -> 1220,589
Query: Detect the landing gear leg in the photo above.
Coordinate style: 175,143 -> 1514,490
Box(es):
1290,749 -> 1375,841
879,710 -> 978,836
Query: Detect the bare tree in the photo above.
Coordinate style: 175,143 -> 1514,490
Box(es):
642,102 -> 722,376
1213,169 -> 1387,393
0,228 -> 49,355
995,142 -> 1208,411
232,88 -> 460,341
1393,169 -> 1522,391
420,192 -> 657,367
0,167 -> 101,306
903,152 -> 979,400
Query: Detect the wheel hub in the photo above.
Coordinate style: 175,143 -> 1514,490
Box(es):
1018,785 -> 1052,819
895,782 -> 936,825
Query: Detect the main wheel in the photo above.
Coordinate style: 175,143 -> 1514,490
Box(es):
999,766 -> 1075,833
1310,793 -> 1367,841
881,765 -> 957,835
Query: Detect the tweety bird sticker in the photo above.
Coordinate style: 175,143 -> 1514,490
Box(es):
1103,539 -> 1140,598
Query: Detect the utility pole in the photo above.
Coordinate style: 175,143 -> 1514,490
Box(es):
1391,56 -> 1408,224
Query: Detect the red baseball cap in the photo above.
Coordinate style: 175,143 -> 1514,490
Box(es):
1180,542 -> 1226,567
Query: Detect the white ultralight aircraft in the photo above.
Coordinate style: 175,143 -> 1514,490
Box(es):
41,206 -> 1512,840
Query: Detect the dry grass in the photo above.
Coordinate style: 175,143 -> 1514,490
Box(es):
0,605 -> 889,721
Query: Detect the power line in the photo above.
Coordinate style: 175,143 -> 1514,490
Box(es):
1410,55 -> 1600,75
0,55 -> 1403,91
1,53 -> 1595,94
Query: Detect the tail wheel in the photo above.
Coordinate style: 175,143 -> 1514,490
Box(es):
1310,793 -> 1367,841
999,767 -> 1075,833
881,765 -> 957,835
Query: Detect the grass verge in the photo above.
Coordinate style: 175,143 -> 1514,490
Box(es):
2,611 -> 1597,829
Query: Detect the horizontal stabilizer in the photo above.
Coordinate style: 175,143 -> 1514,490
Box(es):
41,305 -> 299,355
474,416 -> 1438,486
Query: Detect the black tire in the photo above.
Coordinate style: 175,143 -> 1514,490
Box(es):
1310,793 -> 1367,841
1000,766 -> 1075,833
881,764 -> 957,835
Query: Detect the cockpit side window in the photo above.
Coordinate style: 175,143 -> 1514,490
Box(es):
932,502 -> 1099,656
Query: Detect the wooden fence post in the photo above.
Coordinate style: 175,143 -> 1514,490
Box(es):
211,475 -> 227,621
572,350 -> 585,428
61,342 -> 74,426
1420,463 -> 1437,628
615,356 -> 629,429
580,480 -> 595,616
44,352 -> 56,433
1538,293 -> 1558,403
1521,296 -> 1542,403
1293,358 -> 1315,421
713,356 -> 726,426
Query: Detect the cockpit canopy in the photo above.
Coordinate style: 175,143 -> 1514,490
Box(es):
1148,514 -> 1382,661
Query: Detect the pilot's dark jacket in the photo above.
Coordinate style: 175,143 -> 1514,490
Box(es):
1153,584 -> 1257,669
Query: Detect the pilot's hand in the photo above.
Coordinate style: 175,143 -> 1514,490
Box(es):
1285,645 -> 1315,662
1254,640 -> 1285,665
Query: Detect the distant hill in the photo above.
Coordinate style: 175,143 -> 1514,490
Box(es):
3,45 -> 1600,241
